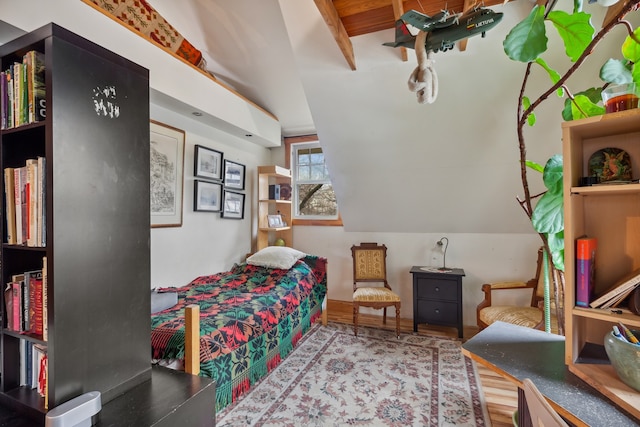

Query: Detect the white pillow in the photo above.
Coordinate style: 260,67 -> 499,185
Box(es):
247,246 -> 306,270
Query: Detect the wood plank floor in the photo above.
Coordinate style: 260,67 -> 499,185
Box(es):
326,300 -> 518,427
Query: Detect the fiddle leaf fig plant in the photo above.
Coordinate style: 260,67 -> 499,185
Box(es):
502,0 -> 640,334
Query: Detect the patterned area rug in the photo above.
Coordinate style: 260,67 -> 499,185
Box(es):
217,322 -> 491,426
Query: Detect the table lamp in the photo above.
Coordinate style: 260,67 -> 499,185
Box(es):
437,237 -> 449,271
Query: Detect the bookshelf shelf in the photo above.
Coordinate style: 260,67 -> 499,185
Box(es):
257,165 -> 293,250
0,23 -> 151,424
563,108 -> 640,419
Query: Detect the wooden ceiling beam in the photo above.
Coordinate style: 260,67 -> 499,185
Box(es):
314,0 -> 357,70
391,0 -> 408,62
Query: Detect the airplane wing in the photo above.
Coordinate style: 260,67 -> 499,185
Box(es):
401,10 -> 456,32
401,10 -> 436,31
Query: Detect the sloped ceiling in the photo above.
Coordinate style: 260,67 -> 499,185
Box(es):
148,0 -> 629,233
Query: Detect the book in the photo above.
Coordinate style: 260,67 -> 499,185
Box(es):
4,284 -> 13,330
4,167 -> 16,244
20,277 -> 28,331
24,269 -> 42,333
31,51 -> 45,122
42,256 -> 48,342
1,71 -> 6,129
590,267 -> 640,308
37,156 -> 45,246
19,166 -> 28,244
576,237 -> 597,307
9,281 -> 21,331
26,159 -> 38,247
13,167 -> 22,245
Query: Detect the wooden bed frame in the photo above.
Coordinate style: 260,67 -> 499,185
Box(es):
182,295 -> 328,375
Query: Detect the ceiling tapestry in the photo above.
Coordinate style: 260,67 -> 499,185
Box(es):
82,0 -> 206,70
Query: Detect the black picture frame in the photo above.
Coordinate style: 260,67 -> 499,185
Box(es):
221,190 -> 245,219
194,145 -> 223,181
223,160 -> 246,191
194,180 -> 222,212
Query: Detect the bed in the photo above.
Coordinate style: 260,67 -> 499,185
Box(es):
150,248 -> 328,411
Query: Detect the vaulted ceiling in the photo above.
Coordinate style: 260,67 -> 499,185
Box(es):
145,1 -> 633,234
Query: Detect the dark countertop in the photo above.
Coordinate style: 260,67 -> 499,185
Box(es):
462,321 -> 639,426
0,366 -> 215,427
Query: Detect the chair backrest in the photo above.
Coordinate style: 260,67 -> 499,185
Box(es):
351,243 -> 390,290
522,378 -> 569,427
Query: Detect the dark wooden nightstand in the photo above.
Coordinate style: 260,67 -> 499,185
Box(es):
410,266 -> 465,338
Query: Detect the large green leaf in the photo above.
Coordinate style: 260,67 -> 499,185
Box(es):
633,63 -> 640,86
548,231 -> 565,271
542,154 -> 563,195
600,58 -> 633,84
547,10 -> 594,62
622,28 -> 640,63
532,155 -> 564,235
574,0 -> 583,13
532,191 -> 564,234
562,88 -> 602,120
522,96 -> 536,126
570,94 -> 605,119
504,5 -> 548,62
535,57 -> 563,96
525,160 -> 544,173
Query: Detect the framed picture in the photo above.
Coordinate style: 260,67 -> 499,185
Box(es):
194,145 -> 223,181
224,160 -> 246,191
221,190 -> 245,219
150,120 -> 185,228
194,180 -> 222,212
267,214 -> 284,228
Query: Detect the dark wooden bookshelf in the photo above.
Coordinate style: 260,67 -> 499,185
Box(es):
0,23 -> 151,423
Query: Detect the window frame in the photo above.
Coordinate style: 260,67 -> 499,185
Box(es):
285,135 -> 343,226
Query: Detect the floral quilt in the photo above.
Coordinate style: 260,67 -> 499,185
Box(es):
150,255 -> 327,411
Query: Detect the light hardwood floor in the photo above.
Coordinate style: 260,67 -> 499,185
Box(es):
326,300 -> 518,427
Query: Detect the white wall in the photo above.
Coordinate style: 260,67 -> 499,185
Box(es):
293,227 -> 540,326
149,105 -> 271,287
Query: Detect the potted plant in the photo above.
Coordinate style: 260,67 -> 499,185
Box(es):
503,0 -> 640,334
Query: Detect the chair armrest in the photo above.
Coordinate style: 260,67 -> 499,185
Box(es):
477,281 -> 536,314
483,281 -> 534,291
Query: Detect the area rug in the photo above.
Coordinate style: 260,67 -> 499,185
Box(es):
217,322 -> 491,427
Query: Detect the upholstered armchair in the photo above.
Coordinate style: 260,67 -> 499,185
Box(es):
476,248 -> 559,334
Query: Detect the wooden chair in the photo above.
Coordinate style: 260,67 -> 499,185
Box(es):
351,243 -> 401,338
476,248 -> 559,334
522,378 -> 569,427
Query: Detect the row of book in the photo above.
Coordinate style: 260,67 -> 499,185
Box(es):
0,50 -> 45,130
19,340 -> 47,400
575,236 -> 640,309
4,257 -> 48,341
4,157 -> 46,247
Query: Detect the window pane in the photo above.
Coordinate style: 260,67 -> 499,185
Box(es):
297,151 -> 310,166
309,152 -> 324,165
311,164 -> 326,180
298,165 -> 310,181
296,184 -> 338,216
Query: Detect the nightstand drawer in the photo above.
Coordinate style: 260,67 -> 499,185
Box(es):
415,278 -> 458,301
416,300 -> 458,324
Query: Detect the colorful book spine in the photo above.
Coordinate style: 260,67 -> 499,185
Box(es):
576,237 -> 597,307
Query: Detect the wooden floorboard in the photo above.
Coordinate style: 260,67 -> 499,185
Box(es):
326,299 -> 518,427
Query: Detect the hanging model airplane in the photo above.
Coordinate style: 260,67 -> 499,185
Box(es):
383,6 -> 503,53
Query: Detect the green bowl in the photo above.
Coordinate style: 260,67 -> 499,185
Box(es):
604,330 -> 640,392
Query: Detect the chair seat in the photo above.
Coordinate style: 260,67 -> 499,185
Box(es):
479,306 -> 558,334
353,287 -> 401,302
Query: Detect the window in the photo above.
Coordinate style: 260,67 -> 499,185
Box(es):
285,136 -> 342,226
